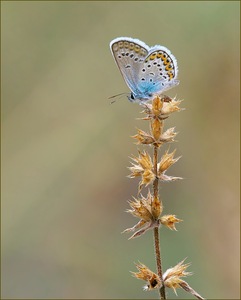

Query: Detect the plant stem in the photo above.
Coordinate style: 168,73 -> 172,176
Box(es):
153,146 -> 166,299
153,146 -> 158,198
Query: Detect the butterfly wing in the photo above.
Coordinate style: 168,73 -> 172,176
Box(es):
110,37 -> 149,97
136,45 -> 179,96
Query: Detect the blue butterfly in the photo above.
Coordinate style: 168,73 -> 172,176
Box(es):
110,37 -> 179,103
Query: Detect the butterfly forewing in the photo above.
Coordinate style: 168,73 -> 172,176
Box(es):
110,38 -> 149,95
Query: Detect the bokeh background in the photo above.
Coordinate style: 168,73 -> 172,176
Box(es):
1,1 -> 240,299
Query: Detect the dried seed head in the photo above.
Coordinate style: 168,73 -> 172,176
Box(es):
160,127 -> 178,143
132,262 -> 162,291
132,129 -> 154,145
160,214 -> 182,230
164,259 -> 192,280
123,191 -> 162,238
161,97 -> 183,115
164,276 -> 183,295
142,96 -> 182,119
141,169 -> 155,187
138,151 -> 153,169
158,149 -> 181,173
127,197 -> 153,221
128,151 -> 155,192
163,259 -> 192,295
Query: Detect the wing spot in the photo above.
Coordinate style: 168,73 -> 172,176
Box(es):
129,43 -> 134,50
118,41 -> 124,48
141,48 -> 147,56
149,53 -> 157,60
141,78 -> 145,81
134,45 -> 140,53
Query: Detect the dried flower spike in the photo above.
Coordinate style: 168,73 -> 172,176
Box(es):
110,37 -> 204,300
132,262 -> 162,291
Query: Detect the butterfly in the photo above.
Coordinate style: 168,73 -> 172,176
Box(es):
110,37 -> 179,103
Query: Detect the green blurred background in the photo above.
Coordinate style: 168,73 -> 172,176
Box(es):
1,1 -> 240,299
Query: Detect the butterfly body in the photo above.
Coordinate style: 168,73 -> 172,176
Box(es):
110,37 -> 179,103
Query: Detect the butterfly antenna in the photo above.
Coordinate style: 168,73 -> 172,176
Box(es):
108,93 -> 129,104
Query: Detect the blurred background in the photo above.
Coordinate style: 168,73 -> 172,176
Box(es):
1,1 -> 240,299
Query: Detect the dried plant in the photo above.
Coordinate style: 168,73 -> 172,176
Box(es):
123,96 -> 204,299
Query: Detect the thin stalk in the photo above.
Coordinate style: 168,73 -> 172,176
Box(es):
153,146 -> 166,299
